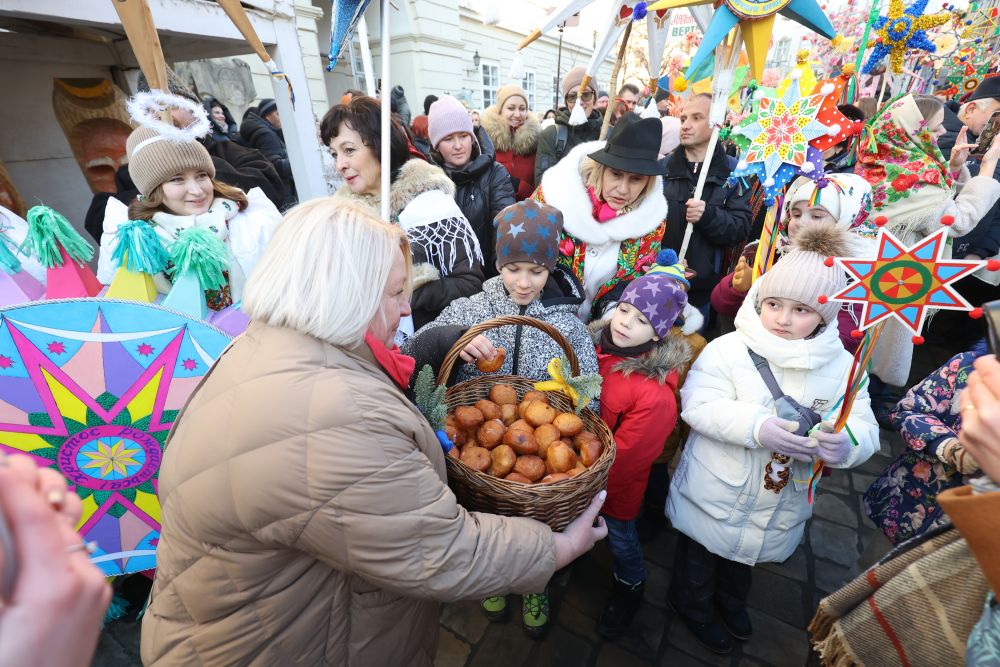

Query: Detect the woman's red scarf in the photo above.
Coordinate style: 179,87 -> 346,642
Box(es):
364,332 -> 415,391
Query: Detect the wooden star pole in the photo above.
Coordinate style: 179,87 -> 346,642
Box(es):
679,27 -> 742,261
600,21 -> 634,141
111,0 -> 168,92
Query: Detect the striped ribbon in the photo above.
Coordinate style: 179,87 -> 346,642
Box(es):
802,322 -> 885,503
751,193 -> 784,282
265,60 -> 296,111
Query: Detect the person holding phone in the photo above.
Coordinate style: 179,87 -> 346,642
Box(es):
929,81 -> 1000,352
0,454 -> 111,667
857,94 -> 1000,419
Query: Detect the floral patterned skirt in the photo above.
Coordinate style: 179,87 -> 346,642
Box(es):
863,449 -> 964,546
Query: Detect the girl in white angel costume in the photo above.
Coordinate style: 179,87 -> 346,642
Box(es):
97,93 -> 281,309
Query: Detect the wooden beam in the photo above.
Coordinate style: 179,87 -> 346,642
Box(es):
112,0 -> 168,91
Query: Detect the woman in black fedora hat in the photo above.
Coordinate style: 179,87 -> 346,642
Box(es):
531,116 -> 668,321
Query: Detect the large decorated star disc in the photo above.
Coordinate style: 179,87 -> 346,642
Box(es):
829,228 -> 982,335
730,78 -> 832,199
648,0 -> 836,81
0,299 -> 231,575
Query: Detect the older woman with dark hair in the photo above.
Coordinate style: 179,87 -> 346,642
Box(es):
321,95 -> 485,329
140,198 -> 608,666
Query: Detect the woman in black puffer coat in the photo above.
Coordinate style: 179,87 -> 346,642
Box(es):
203,97 -> 244,145
428,95 -> 515,278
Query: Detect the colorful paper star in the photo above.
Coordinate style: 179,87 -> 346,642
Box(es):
864,0 -> 950,74
940,47 -> 991,101
647,0 -> 837,81
730,80 -> 830,197
809,71 -> 865,152
961,3 -> 1000,41
829,228 -> 982,336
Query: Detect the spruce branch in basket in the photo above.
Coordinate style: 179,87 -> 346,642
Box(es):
414,364 -> 453,450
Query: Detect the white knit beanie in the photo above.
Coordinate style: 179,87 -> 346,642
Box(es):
757,221 -> 849,324
785,174 -> 872,231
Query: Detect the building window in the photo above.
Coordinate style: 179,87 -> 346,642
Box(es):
770,38 -> 791,66
481,62 -> 500,109
521,72 -> 536,110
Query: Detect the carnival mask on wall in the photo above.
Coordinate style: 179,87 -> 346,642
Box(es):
52,78 -> 133,194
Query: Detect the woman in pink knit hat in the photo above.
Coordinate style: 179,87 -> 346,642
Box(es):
428,95 -> 516,278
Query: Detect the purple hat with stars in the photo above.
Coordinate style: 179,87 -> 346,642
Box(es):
495,200 -> 563,271
619,274 -> 688,340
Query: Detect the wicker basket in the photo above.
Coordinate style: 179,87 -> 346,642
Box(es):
438,316 -> 615,530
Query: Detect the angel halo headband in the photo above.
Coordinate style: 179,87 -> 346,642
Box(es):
126,90 -> 211,160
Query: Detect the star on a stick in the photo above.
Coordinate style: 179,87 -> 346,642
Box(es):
829,228 -> 981,335
865,0 -> 950,74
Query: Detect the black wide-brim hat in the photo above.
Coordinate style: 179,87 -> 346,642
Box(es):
968,74 -> 1000,103
587,116 -> 664,176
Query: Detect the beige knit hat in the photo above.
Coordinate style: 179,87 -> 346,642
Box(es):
495,84 -> 528,111
126,126 -> 215,197
756,221 -> 849,324
562,66 -> 599,98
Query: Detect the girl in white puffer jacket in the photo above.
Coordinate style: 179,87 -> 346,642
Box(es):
666,223 -> 879,654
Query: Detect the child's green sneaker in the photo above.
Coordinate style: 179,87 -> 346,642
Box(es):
521,589 -> 550,639
481,595 -> 509,622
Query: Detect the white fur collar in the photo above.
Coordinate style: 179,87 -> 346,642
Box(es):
538,141 -> 667,246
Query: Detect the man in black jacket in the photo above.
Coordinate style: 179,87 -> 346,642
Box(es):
241,99 -> 297,209
534,66 -> 603,183
661,94 -> 753,327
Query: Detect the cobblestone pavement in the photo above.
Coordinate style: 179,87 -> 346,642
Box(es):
91,429 -> 904,667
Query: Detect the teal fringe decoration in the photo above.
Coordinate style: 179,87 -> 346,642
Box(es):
103,593 -> 129,627
167,227 -> 229,290
0,233 -> 22,274
23,205 -> 94,268
111,220 -> 168,274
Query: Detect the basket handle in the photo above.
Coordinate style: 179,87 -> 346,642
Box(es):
436,315 -> 581,386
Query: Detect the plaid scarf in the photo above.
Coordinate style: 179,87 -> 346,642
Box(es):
809,525 -> 987,666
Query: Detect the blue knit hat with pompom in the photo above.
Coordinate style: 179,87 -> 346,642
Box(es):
645,248 -> 689,288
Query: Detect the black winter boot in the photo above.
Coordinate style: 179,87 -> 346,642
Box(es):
597,577 -> 645,640
668,594 -> 734,654
719,604 -> 752,640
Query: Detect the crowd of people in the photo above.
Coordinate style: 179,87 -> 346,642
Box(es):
4,65 -> 1000,667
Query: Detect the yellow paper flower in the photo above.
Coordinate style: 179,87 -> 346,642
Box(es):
934,33 -> 958,54
534,357 -> 582,407
832,34 -> 855,55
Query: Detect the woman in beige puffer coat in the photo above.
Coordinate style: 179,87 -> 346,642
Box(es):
140,198 -> 606,666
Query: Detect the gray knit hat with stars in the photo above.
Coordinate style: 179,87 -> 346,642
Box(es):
494,200 -> 563,271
